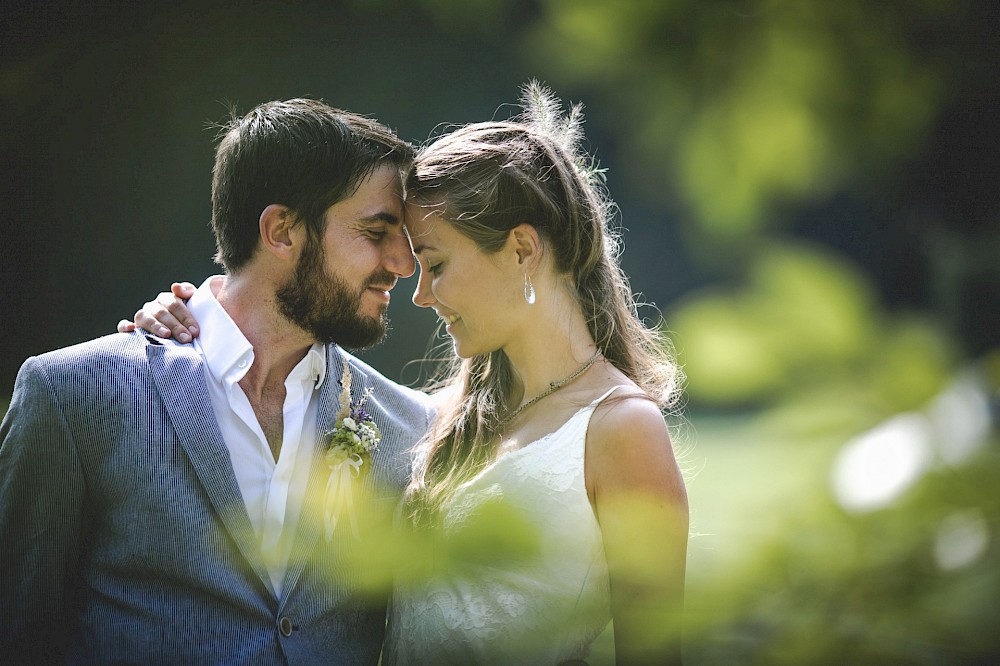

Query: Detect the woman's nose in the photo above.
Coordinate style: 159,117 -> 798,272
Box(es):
412,267 -> 434,308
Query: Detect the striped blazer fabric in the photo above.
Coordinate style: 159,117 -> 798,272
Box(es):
0,332 -> 432,665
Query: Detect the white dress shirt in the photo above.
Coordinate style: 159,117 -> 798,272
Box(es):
188,277 -> 326,597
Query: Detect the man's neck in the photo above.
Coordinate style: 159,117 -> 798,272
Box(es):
214,272 -> 320,462
215,273 -> 317,396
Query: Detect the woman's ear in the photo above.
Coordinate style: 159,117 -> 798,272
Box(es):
510,223 -> 543,272
259,204 -> 298,261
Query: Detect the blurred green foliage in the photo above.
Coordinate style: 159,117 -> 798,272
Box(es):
526,0 -> 948,237
507,1 -> 1000,662
670,240 -> 956,413
684,410 -> 1000,663
3,0 -> 997,662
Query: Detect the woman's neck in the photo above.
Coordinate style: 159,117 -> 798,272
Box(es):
503,287 -> 599,404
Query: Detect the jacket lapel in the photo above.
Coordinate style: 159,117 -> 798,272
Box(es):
146,338 -> 275,596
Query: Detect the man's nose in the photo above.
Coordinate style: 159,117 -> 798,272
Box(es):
385,230 -> 416,278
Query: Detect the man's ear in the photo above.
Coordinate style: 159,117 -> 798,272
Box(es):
510,223 -> 543,272
259,204 -> 298,261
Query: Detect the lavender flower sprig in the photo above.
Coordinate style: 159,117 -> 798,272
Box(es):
324,365 -> 381,467
322,363 -> 381,541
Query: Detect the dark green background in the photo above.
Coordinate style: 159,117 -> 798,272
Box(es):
4,2 -> 999,661
4,0 -> 996,393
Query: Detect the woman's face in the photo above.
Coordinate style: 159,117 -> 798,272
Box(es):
406,205 -> 523,358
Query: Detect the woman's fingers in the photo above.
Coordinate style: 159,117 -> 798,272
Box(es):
118,281 -> 200,342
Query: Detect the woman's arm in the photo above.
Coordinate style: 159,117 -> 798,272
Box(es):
587,397 -> 689,665
117,281 -> 200,341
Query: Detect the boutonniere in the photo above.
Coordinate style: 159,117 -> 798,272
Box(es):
323,363 -> 381,541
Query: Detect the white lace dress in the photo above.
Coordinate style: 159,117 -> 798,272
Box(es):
383,389 -> 619,665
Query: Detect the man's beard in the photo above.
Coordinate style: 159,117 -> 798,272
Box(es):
276,237 -> 393,349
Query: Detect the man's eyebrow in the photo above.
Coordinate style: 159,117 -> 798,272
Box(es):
359,212 -> 401,226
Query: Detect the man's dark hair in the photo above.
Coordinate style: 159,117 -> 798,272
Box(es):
210,98 -> 414,271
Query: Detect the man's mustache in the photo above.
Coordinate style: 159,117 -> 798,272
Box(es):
363,271 -> 398,293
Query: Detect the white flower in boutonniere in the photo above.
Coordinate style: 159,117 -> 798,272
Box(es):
323,363 -> 381,541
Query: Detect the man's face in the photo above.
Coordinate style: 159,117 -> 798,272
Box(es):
276,165 -> 415,348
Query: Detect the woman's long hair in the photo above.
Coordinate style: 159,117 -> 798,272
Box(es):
404,82 -> 682,525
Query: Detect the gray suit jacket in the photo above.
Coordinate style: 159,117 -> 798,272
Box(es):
0,332 -> 432,665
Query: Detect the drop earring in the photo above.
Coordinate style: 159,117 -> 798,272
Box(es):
523,273 -> 536,305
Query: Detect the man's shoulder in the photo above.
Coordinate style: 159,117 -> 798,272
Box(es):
8,333 -> 188,412
20,332 -> 192,382
29,332 -> 167,365
330,348 -> 433,472
334,347 -> 426,399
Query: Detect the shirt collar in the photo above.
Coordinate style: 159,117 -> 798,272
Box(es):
296,343 -> 328,389
189,276 -> 327,389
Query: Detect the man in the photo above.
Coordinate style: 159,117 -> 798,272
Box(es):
0,99 -> 432,664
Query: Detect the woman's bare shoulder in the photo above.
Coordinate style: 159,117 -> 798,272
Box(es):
586,385 -> 685,498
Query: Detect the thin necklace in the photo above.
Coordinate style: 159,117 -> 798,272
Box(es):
502,350 -> 602,428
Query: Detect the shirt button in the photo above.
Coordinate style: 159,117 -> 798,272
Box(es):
278,616 -> 294,637
238,359 -> 248,368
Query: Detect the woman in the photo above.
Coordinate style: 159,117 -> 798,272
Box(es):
125,83 -> 688,664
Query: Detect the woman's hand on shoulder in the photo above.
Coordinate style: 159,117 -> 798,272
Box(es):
117,281 -> 199,343
587,394 -> 688,666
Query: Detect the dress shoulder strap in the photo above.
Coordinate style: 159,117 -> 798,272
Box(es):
586,385 -> 627,411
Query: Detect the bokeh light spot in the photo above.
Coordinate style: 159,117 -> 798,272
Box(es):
934,509 -> 990,571
831,413 -> 933,513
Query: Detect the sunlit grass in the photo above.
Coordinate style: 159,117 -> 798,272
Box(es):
685,412 -> 843,584
682,383 -> 1000,664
